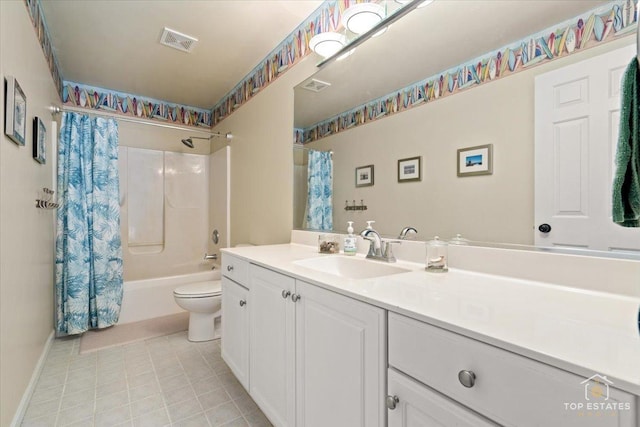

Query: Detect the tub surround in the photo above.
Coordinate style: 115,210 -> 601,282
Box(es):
222,233 -> 640,396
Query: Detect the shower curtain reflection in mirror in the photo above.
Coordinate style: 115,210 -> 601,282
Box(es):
304,150 -> 333,231
55,112 -> 123,335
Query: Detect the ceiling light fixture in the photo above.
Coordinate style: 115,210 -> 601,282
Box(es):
309,32 -> 347,58
342,3 -> 386,35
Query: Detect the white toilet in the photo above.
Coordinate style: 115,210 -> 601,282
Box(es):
173,280 -> 222,342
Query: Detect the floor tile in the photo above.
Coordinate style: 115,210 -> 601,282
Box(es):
21,331 -> 270,427
205,401 -> 241,426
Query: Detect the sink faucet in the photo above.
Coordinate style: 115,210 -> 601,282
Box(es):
398,226 -> 418,240
360,228 -> 401,263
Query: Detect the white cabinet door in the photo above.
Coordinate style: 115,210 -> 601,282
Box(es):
295,280 -> 386,427
221,277 -> 249,390
388,369 -> 497,427
249,265 -> 296,427
535,44 -> 640,252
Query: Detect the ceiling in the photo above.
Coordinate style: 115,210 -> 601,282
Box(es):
40,0 -> 323,109
295,0 -> 610,127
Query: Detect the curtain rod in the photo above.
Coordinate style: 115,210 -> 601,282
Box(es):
292,145 -> 333,157
50,106 -> 215,136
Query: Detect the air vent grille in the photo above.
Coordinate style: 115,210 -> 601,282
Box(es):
301,79 -> 331,92
160,27 -> 198,53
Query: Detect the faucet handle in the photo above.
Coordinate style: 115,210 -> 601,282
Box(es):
382,239 -> 402,262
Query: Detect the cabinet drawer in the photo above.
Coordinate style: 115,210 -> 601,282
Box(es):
388,313 -> 636,427
222,253 -> 249,285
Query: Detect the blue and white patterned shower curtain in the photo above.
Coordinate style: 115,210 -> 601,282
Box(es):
55,112 -> 123,335
305,150 -> 333,230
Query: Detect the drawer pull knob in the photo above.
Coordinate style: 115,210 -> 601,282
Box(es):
227,265 -> 234,272
291,293 -> 301,302
458,370 -> 476,388
282,290 -> 291,299
386,395 -> 399,410
239,300 -> 246,307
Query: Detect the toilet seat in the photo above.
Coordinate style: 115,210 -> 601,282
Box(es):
174,281 -> 222,298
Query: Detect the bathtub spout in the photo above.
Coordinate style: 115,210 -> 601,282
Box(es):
204,253 -> 218,261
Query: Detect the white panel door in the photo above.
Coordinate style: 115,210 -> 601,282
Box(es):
249,265 -> 296,427
535,44 -> 640,252
221,277 -> 249,390
387,369 -> 497,427
295,280 -> 386,427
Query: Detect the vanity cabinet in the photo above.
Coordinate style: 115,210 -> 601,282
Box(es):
220,276 -> 249,389
249,264 -> 386,427
388,312 -> 637,427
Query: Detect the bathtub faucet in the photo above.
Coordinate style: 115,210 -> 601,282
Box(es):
204,253 -> 218,270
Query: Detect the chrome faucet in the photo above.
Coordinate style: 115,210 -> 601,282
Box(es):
360,228 -> 401,263
204,253 -> 218,270
398,226 -> 418,240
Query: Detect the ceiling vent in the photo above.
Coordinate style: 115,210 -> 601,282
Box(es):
160,27 -> 198,53
301,79 -> 332,93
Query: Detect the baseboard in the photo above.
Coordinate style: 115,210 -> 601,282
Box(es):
10,329 -> 55,427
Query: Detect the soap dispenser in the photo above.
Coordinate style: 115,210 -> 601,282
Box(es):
426,236 -> 448,272
344,221 -> 357,256
366,220 -> 375,230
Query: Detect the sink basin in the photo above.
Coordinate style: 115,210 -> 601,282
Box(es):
294,256 -> 410,279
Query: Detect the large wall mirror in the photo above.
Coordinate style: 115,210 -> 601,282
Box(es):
293,0 -> 640,257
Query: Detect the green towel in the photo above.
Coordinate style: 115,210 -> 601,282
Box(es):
612,58 -> 640,227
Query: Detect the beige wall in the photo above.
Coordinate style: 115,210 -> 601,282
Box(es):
0,2 -> 60,425
301,35 -> 636,244
213,57 -> 317,246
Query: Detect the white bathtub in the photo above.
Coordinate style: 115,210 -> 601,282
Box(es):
118,269 -> 221,324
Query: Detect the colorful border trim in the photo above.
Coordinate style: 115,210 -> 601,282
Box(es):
213,0 -> 366,126
24,0 -> 64,96
300,0 -> 638,143
61,81 -> 212,128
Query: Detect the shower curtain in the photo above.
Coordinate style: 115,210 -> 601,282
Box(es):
55,112 -> 123,335
305,150 -> 333,230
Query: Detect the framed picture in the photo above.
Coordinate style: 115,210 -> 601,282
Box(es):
355,164 -> 374,187
4,77 -> 27,146
457,144 -> 493,177
398,156 -> 422,182
33,117 -> 46,164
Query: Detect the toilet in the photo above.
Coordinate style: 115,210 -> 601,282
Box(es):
173,280 -> 222,342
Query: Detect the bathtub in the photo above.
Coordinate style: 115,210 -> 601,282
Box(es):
118,269 -> 221,324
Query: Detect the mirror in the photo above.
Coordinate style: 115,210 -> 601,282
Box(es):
293,0 -> 640,255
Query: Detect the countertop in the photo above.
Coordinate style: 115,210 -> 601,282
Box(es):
221,243 -> 640,395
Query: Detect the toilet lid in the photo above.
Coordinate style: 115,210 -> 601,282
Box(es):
174,281 -> 222,297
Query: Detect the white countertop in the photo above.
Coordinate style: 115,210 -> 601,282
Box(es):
221,243 -> 640,395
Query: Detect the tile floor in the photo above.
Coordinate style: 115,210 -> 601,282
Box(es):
21,332 -> 272,427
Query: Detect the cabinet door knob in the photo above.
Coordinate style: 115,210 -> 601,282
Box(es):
239,300 -> 246,307
291,293 -> 301,302
227,265 -> 234,272
281,290 -> 291,299
458,370 -> 476,388
386,395 -> 399,410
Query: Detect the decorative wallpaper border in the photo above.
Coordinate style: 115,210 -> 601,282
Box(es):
212,0 -> 368,126
61,81 -> 213,128
300,0 -> 638,143
24,0 -> 64,96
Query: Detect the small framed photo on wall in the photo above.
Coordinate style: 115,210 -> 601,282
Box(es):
397,156 -> 422,182
457,144 -> 493,177
355,165 -> 374,187
33,117 -> 46,164
4,76 -> 27,146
